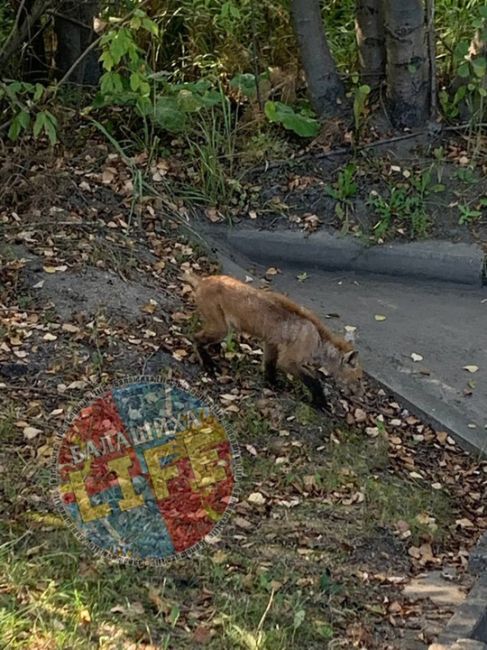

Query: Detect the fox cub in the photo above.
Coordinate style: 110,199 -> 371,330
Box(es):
185,272 -> 364,410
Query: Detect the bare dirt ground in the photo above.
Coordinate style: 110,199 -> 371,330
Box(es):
225,134 -> 487,248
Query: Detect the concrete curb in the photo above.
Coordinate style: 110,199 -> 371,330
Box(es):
432,535 -> 487,647
434,574 -> 487,646
219,228 -> 486,286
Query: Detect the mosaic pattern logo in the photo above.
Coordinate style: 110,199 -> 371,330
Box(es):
54,379 -> 240,564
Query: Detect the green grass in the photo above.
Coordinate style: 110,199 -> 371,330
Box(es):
0,395 -> 456,649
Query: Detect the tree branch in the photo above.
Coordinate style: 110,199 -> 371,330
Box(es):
0,0 -> 55,72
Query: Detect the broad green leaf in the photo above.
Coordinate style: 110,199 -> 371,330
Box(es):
453,41 -> 470,63
152,96 -> 187,133
281,112 -> 319,137
357,84 -> 371,98
471,57 -> 486,79
8,114 -> 22,141
45,110 -> 58,128
33,83 -> 44,102
142,17 -> 159,35
99,50 -> 114,71
130,71 -> 141,91
18,109 -> 31,130
230,73 -> 257,98
110,30 -> 130,64
44,118 -> 57,145
33,111 -> 46,138
139,81 -> 151,97
177,89 -> 203,112
264,101 -> 319,137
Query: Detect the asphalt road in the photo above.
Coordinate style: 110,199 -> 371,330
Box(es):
269,269 -> 487,453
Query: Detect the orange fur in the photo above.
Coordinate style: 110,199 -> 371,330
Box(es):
184,272 -> 364,403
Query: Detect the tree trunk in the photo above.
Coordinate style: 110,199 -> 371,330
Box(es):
383,0 -> 430,128
290,0 -> 345,117
355,0 -> 385,89
54,0 -> 100,85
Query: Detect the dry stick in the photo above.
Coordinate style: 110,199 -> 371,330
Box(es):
245,131 -> 426,175
0,0 -> 53,70
246,121 -> 487,175
257,587 -> 275,633
426,0 -> 437,118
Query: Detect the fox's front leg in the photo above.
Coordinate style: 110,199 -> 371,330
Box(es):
299,371 -> 329,412
194,327 -> 225,374
263,342 -> 279,385
279,358 -> 329,412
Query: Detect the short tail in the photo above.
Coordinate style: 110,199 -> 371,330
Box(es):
183,270 -> 201,289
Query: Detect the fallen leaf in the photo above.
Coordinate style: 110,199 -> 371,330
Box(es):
436,431 -> 448,444
245,444 -> 257,456
62,323 -> 80,333
354,408 -> 367,423
408,546 -> 421,559
463,365 -> 479,373
374,314 -> 387,321
248,492 -> 266,505
456,517 -> 474,528
142,300 -> 158,314
206,208 -> 221,223
43,265 -> 67,273
43,333 -> 57,341
23,426 -> 42,440
193,625 -> 212,645
234,516 -> 253,530
365,427 -> 379,437
78,608 -> 91,625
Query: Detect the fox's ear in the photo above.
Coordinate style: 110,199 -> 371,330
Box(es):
343,350 -> 359,367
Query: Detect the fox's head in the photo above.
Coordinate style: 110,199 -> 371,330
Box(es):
335,349 -> 364,397
317,342 -> 365,398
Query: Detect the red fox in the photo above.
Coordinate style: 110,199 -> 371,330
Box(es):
184,272 -> 364,411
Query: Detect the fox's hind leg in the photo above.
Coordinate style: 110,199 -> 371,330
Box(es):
263,343 -> 279,385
